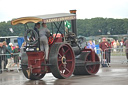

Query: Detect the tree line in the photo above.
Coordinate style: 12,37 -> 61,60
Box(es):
77,18 -> 128,36
0,17 -> 128,37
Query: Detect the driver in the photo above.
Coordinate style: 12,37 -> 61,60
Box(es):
34,22 -> 40,36
39,23 -> 50,61
33,22 -> 40,46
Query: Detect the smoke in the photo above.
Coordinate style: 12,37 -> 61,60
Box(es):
9,28 -> 14,33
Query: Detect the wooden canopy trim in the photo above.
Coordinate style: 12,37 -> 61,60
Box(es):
11,17 -> 42,25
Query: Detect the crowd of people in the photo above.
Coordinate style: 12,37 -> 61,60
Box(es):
0,41 -> 20,74
86,38 -> 125,51
86,37 -> 128,67
110,39 -> 124,52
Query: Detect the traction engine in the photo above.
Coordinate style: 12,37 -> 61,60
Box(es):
11,10 -> 100,80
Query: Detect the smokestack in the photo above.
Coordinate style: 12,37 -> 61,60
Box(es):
70,10 -> 77,36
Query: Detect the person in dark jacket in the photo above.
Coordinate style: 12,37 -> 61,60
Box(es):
12,45 -> 20,67
123,38 -> 128,62
0,42 -> 11,73
34,22 -> 40,36
99,37 -> 111,67
33,22 -> 40,47
6,43 -> 13,70
2,41 -> 8,70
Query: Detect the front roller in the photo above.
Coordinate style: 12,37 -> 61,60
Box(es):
73,51 -> 100,75
21,65 -> 45,80
49,43 -> 75,79
21,52 -> 46,80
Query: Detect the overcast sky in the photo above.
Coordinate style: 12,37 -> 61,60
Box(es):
0,0 -> 128,22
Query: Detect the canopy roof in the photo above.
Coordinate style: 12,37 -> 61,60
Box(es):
11,13 -> 76,25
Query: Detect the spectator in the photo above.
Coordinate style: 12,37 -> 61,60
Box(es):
0,42 -> 12,73
120,39 -> 124,52
111,39 -> 114,52
2,41 -> 8,70
116,40 -> 120,52
113,40 -> 117,52
3,41 -> 8,47
12,45 -> 20,67
87,40 -> 95,49
99,37 -> 111,67
19,42 -> 26,58
6,43 -> 14,70
123,38 -> 128,62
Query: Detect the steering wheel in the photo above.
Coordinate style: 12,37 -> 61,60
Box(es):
24,29 -> 38,45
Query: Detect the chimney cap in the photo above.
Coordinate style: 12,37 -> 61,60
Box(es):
70,10 -> 77,14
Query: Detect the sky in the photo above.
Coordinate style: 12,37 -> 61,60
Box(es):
0,0 -> 128,22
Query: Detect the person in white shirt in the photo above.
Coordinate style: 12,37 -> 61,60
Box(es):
39,23 -> 50,61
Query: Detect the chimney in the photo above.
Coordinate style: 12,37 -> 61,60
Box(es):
70,10 -> 77,36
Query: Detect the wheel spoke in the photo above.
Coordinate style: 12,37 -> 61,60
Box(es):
90,67 -> 94,72
58,53 -> 63,62
64,65 -> 70,73
62,47 -> 65,52
58,57 -> 61,61
92,65 -> 96,72
60,66 -> 65,74
62,68 -> 65,74
87,65 -> 94,72
64,48 -> 70,55
58,58 -> 61,61
59,63 -> 63,68
61,47 -> 65,56
58,53 -> 63,58
66,59 -> 73,62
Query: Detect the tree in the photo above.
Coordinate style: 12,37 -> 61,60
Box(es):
1,18 -> 128,37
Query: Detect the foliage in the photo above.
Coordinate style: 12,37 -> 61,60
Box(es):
0,18 -> 128,37
76,18 -> 128,36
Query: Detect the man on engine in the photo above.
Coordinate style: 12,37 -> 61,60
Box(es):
39,23 -> 50,61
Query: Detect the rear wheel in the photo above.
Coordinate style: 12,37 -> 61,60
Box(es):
21,65 -> 45,80
84,53 -> 100,75
73,53 -> 100,75
49,43 -> 75,79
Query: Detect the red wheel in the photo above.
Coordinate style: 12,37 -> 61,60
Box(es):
85,53 -> 100,74
49,43 -> 75,79
73,53 -> 100,75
